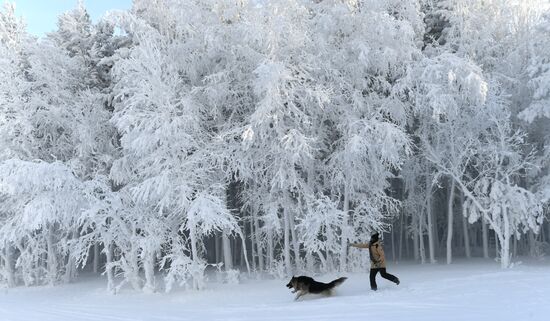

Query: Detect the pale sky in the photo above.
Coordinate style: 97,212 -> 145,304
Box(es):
7,0 -> 132,36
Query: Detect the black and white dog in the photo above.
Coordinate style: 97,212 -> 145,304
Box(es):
286,276 -> 347,301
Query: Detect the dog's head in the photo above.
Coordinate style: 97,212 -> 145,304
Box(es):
286,276 -> 296,289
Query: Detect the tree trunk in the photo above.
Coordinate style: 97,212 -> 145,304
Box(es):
500,210 -> 511,268
93,243 -> 100,274
125,225 -> 142,291
222,230 -> 233,271
215,233 -> 221,263
433,200 -> 440,256
39,245 -> 47,285
495,229 -> 499,259
482,216 -> 489,258
288,213 -> 300,270
189,226 -> 201,289
317,249 -> 328,272
306,252 -> 314,271
105,242 -> 115,294
267,229 -> 274,271
419,212 -> 426,264
238,234 -> 251,274
63,228 -> 78,284
500,234 -> 511,269
405,216 -> 411,259
283,208 -> 291,275
128,244 -> 142,291
462,215 -> 471,258
5,243 -> 15,287
231,234 -> 237,268
391,223 -> 396,263
398,211 -> 403,261
413,214 -> 419,261
513,235 -> 518,258
253,213 -> 264,272
340,184 -> 350,271
426,175 -> 436,263
238,238 -> 244,268
46,225 -> 57,285
142,250 -> 155,293
63,254 -> 75,284
446,179 -> 456,265
528,231 -> 536,258
249,219 -> 257,271
461,191 -> 471,258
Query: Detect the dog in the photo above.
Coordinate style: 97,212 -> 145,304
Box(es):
286,276 -> 347,301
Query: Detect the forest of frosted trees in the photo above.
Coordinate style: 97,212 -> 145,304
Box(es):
0,0 -> 549,293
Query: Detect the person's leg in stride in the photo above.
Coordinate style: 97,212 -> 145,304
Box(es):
379,268 -> 400,285
369,268 -> 379,290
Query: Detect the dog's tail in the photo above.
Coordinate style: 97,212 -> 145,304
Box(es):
328,277 -> 347,289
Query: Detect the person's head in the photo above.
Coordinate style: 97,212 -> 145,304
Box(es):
370,232 -> 379,243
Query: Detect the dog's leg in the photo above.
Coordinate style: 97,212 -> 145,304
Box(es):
294,291 -> 304,301
291,289 -> 297,293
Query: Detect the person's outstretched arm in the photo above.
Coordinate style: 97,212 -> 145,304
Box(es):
350,242 -> 370,249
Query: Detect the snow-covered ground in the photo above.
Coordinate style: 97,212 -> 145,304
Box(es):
1,260 -> 549,321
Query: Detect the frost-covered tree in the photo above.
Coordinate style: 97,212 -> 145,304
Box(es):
0,2 -> 32,287
107,1 -> 253,290
0,2 -> 121,287
519,13 -> 550,122
0,161 -> 88,285
402,52 -> 490,264
461,110 -> 545,268
519,13 -> 550,217
0,2 -> 31,162
53,1 -> 92,59
237,0 -> 325,274
0,2 -> 25,49
236,0 -> 423,274
310,0 -> 420,271
412,65 -> 545,267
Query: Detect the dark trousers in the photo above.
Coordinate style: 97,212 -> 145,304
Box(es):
369,268 -> 398,290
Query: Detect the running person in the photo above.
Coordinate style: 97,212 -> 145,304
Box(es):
350,233 -> 400,291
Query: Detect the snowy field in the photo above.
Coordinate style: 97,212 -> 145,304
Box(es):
1,260 -> 549,321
